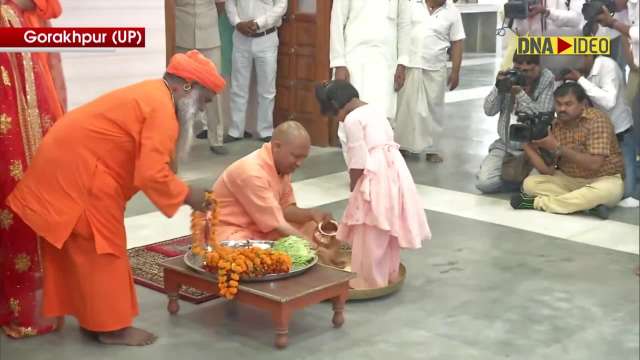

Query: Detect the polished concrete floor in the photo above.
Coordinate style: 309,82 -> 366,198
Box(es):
1,1 -> 639,359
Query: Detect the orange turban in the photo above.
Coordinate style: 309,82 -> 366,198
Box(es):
167,50 -> 226,94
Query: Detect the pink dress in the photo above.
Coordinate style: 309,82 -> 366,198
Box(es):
336,104 -> 431,289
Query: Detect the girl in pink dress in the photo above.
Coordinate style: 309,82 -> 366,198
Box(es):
315,80 -> 431,289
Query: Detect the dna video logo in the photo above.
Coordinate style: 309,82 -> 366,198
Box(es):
516,36 -> 610,55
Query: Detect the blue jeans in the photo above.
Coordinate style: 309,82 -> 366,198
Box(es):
618,129 -> 639,199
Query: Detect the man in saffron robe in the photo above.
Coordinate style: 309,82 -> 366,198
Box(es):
213,121 -> 333,245
6,50 -> 224,346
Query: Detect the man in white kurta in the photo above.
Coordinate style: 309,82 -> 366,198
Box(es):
225,0 -> 287,142
395,0 -> 465,162
330,0 -> 398,164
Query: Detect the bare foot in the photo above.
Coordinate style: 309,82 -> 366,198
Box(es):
97,327 -> 157,346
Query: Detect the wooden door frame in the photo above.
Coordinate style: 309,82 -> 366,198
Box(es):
165,0 -> 176,66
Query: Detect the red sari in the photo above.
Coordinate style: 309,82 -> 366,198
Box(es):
0,0 -> 65,338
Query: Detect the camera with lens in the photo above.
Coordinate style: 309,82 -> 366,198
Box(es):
509,111 -> 555,142
582,0 -> 616,35
504,0 -> 539,19
496,69 -> 527,93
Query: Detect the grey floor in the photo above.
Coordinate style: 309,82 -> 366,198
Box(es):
1,60 -> 638,360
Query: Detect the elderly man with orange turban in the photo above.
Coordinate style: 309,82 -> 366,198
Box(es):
6,50 -> 224,346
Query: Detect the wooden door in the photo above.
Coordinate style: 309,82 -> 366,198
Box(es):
276,0 -> 334,146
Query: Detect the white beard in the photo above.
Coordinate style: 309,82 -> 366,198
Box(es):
175,96 -> 199,163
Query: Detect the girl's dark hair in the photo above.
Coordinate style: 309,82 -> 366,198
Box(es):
314,80 -> 359,116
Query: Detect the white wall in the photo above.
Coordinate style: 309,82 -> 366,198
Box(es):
54,0 -> 166,110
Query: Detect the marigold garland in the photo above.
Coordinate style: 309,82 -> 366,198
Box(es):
191,192 -> 291,299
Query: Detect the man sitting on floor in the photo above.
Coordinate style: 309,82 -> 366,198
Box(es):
212,121 -> 337,252
476,54 -> 555,193
512,82 -> 624,219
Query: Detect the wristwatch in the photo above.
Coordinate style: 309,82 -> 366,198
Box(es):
552,145 -> 563,159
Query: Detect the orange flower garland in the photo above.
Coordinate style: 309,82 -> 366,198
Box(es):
191,192 -> 292,299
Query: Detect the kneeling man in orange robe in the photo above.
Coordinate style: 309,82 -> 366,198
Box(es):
213,121 -> 334,246
6,50 -> 223,346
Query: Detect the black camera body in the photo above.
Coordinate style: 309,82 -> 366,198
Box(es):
582,0 -> 616,21
582,0 -> 616,35
509,111 -> 555,142
496,69 -> 527,93
504,0 -> 539,19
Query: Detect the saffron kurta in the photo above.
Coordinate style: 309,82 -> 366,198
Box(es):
212,143 -> 296,241
6,80 -> 189,331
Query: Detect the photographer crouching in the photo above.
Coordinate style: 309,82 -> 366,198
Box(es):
512,82 -> 624,219
475,54 -> 555,193
562,54 -> 638,207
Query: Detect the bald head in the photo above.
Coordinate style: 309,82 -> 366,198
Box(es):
271,121 -> 311,175
272,121 -> 311,145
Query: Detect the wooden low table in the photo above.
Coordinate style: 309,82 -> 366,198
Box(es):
162,256 -> 355,349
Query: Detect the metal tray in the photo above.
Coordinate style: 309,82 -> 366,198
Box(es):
183,240 -> 318,282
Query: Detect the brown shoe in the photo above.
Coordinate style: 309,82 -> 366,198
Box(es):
426,153 -> 443,163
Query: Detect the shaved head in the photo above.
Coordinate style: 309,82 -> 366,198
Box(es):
272,121 -> 311,144
271,121 -> 311,175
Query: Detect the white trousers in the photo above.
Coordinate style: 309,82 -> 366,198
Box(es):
228,31 -> 278,138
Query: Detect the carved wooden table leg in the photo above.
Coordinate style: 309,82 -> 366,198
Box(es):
163,269 -> 182,315
331,292 -> 348,328
272,306 -> 291,349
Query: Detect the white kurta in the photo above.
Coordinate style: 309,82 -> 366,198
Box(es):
330,0 -> 398,163
395,0 -> 465,154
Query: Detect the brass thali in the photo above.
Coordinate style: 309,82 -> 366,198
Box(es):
183,240 -> 318,282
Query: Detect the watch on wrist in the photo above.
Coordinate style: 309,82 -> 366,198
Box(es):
553,145 -> 563,158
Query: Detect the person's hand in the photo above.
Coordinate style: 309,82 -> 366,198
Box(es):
334,66 -> 350,82
528,4 -> 547,17
532,132 -> 559,151
310,210 -> 332,224
595,6 -> 616,27
496,71 -> 506,82
510,85 -> 523,96
448,71 -> 460,91
184,187 -> 213,212
215,2 -> 226,16
562,68 -> 582,82
394,65 -> 406,91
248,20 -> 259,33
236,21 -> 256,36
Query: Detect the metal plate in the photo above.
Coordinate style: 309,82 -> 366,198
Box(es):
347,263 -> 406,300
183,240 -> 318,282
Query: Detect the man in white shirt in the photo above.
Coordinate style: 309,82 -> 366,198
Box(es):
394,0 -> 465,162
563,55 -> 638,206
330,0 -> 398,164
597,0 -> 640,206
225,0 -> 287,142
